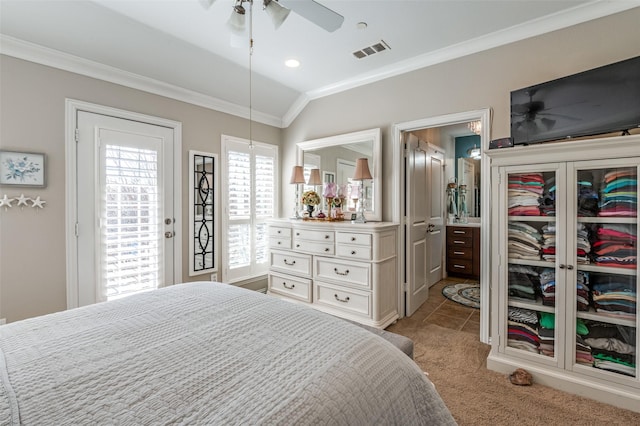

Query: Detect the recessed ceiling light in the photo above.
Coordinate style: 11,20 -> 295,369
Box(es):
285,59 -> 300,68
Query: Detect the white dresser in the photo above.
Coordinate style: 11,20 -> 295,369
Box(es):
267,219 -> 399,329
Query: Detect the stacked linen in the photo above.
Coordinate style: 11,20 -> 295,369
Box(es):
538,311 -> 555,357
591,274 -> 637,320
598,168 -> 637,217
539,176 -> 556,216
576,223 -> 592,264
584,321 -> 636,377
508,264 -> 539,301
541,223 -> 556,262
508,173 -> 544,216
508,222 -> 542,260
576,318 -> 594,366
592,224 -> 637,269
577,173 -> 599,217
576,271 -> 591,311
508,307 -> 540,354
539,268 -> 555,307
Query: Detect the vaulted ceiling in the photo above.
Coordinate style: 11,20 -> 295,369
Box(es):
1,1 -> 636,127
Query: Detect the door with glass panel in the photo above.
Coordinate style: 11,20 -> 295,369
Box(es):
500,164 -> 565,367
568,160 -> 638,385
76,111 -> 175,306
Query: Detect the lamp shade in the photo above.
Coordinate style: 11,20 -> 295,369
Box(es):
308,168 -> 322,185
264,0 -> 291,30
198,0 -> 217,10
289,165 -> 306,184
352,158 -> 372,180
226,5 -> 246,35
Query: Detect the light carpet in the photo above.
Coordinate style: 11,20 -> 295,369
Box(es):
389,323 -> 640,425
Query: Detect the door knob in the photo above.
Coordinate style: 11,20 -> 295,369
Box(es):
165,231 -> 175,238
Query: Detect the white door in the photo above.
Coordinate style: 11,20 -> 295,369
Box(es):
427,147 -> 445,286
76,111 -> 175,306
405,133 -> 445,316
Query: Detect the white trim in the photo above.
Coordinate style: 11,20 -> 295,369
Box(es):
4,36 -> 282,128
392,108 -> 491,344
65,99 -> 182,309
6,2 -> 638,129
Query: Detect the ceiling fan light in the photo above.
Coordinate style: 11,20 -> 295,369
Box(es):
264,0 -> 290,30
198,0 -> 217,10
226,5 -> 246,35
468,146 -> 481,159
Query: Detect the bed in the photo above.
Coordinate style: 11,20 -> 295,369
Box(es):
0,282 -> 455,425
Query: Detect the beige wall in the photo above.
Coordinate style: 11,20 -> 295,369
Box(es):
281,9 -> 640,221
0,56 -> 281,322
2,8 -> 639,322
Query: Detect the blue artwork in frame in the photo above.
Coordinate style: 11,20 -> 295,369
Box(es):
0,151 -> 46,187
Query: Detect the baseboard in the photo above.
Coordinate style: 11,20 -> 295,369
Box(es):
487,352 -> 640,413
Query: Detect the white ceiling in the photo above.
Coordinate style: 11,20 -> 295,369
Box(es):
1,1 -> 637,127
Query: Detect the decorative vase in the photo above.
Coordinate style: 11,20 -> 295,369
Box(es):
306,204 -> 315,217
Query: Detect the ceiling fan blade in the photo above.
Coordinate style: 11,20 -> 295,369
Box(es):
278,0 -> 344,32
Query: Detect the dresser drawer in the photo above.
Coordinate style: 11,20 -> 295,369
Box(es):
269,226 -> 291,239
336,232 -> 372,247
315,257 -> 370,288
293,239 -> 335,255
269,237 -> 291,250
448,236 -> 472,248
447,247 -> 473,260
293,229 -> 334,242
268,273 -> 312,303
447,259 -> 473,273
336,244 -> 372,261
270,251 -> 312,277
315,282 -> 371,317
447,227 -> 474,238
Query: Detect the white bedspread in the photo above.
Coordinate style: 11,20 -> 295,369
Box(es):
0,282 -> 455,425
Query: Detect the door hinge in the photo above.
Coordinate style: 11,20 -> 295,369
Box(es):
75,222 -> 79,237
402,282 -> 409,291
75,128 -> 79,143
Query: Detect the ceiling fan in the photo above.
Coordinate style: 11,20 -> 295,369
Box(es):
511,89 -> 581,134
199,0 -> 344,33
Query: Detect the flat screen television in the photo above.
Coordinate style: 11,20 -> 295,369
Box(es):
510,56 -> 640,146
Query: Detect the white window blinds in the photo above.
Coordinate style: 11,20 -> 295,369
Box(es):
100,143 -> 163,301
222,136 -> 278,283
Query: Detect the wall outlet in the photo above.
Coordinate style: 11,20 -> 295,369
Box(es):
210,273 -> 218,282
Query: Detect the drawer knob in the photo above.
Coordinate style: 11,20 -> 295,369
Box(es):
325,235 -> 330,239
334,267 -> 350,276
277,241 -> 281,245
351,237 -> 356,241
351,250 -> 356,255
453,230 -> 465,234
454,240 -> 465,244
324,248 -> 330,252
277,230 -> 282,234
283,259 -> 296,266
334,294 -> 350,303
453,264 -> 466,269
283,282 -> 295,290
453,251 -> 465,255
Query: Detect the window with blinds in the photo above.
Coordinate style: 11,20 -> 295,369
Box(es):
222,136 -> 278,283
101,144 -> 162,301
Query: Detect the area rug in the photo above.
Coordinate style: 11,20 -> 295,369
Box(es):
442,282 -> 480,309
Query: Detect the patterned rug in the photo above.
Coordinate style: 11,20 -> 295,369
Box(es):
442,283 -> 480,309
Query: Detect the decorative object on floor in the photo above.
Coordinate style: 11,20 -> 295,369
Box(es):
442,282 -> 480,309
509,368 -> 533,386
351,157 -> 372,223
289,165 -> 305,219
0,150 -> 46,187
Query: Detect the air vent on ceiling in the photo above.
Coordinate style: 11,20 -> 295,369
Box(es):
352,40 -> 391,59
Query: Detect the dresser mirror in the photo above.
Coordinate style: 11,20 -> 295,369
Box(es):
297,128 -> 382,221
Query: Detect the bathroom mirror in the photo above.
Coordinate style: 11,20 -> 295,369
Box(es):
297,128 -> 382,221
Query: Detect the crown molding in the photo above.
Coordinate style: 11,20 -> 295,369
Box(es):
304,1 -> 640,102
0,35 -> 283,128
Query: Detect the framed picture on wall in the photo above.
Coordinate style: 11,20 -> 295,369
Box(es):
0,150 -> 46,187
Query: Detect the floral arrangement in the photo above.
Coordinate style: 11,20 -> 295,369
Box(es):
301,190 -> 320,206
